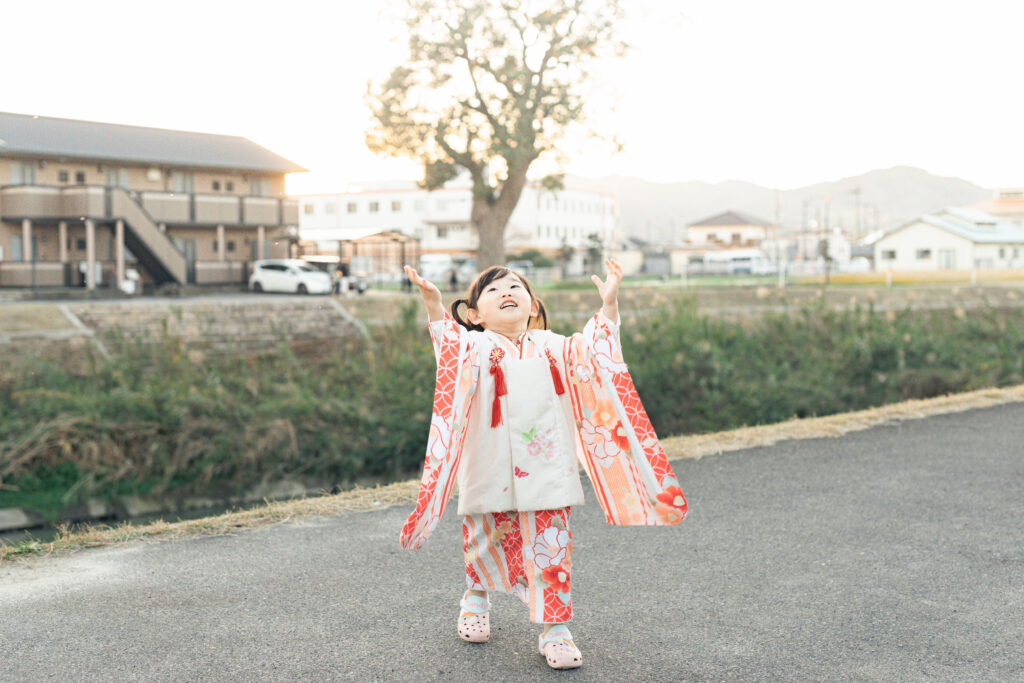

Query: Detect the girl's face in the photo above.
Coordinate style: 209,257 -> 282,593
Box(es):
467,272 -> 539,334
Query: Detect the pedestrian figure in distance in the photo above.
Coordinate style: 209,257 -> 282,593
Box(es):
400,260 -> 688,670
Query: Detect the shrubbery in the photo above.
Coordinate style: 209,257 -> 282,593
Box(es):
1,299 -> 1022,518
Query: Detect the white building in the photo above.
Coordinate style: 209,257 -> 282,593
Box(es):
873,207 -> 1024,271
297,182 -> 617,258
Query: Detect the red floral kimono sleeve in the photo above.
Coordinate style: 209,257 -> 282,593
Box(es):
563,311 -> 687,526
399,311 -> 479,549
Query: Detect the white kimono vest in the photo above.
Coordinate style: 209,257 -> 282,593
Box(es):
455,329 -> 586,515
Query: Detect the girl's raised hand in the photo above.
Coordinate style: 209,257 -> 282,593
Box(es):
591,259 -> 622,323
591,259 -> 623,306
404,265 -> 445,321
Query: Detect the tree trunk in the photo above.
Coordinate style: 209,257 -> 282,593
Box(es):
471,163 -> 532,271
472,202 -> 508,271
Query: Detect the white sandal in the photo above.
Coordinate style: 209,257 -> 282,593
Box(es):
538,625 -> 582,669
457,592 -> 490,642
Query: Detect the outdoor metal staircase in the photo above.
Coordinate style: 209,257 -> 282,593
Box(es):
106,187 -> 188,285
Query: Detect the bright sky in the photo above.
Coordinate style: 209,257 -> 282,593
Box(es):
4,0 -> 1021,192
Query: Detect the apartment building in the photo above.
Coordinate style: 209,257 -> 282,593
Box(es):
297,182 -> 618,259
0,112 -> 303,291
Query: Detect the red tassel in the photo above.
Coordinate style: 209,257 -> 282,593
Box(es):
490,348 -> 506,427
546,349 -> 565,395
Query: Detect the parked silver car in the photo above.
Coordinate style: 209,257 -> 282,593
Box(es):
249,259 -> 332,294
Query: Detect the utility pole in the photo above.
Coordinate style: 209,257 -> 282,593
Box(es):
800,199 -> 809,261
823,196 -> 831,286
773,189 -> 784,288
852,186 -> 862,237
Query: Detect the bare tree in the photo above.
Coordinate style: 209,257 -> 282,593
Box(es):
366,0 -> 625,270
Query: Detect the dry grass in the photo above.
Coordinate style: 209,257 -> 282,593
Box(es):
794,269 -> 1024,286
0,305 -> 73,333
3,383 -> 1022,564
660,383 -> 1024,459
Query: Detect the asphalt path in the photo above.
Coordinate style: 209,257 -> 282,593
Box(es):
1,403 -> 1022,682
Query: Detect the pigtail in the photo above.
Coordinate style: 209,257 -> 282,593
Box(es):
450,298 -> 483,332
530,297 -> 550,330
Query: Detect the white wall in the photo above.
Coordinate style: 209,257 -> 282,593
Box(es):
874,222 -> 973,270
296,184 -> 617,255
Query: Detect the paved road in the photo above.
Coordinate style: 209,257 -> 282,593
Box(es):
1,403 -> 1021,682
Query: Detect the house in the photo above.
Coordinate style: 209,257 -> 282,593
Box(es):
873,207 -> 1024,271
0,112 -> 303,291
685,211 -> 770,247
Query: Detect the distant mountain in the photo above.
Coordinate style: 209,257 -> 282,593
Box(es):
566,166 -> 993,244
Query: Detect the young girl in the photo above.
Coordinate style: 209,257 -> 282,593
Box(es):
400,260 -> 687,670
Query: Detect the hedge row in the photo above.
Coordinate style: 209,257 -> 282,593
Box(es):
1,299 -> 1022,517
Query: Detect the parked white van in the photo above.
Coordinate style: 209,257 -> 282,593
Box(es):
249,259 -> 332,294
701,249 -> 776,275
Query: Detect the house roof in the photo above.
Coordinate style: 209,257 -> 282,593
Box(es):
687,210 -> 770,228
880,207 -> 1024,245
0,111 -> 306,174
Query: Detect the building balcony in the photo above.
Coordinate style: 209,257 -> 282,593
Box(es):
0,185 -> 298,228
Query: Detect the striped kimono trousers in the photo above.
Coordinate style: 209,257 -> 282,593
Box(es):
463,508 -> 574,623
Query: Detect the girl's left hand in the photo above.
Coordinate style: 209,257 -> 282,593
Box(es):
591,259 -> 623,306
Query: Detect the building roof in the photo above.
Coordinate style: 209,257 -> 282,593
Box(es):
687,210 -> 770,228
0,111 -> 306,174
880,207 -> 1024,245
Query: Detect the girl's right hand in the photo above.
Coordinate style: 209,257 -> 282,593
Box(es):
404,265 -> 445,321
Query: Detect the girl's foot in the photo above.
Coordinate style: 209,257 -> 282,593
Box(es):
538,625 -> 582,669
457,590 -> 490,642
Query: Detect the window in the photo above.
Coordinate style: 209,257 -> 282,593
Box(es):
916,249 -> 931,259
212,181 -> 221,191
172,172 -> 194,193
76,239 -> 86,251
11,236 -> 23,262
413,200 -> 425,211
707,232 -> 718,242
391,201 -> 402,212
58,170 -> 69,183
1015,248 -> 1020,258
249,177 -> 269,197
731,232 -> 742,244
105,168 -> 130,189
369,201 -> 380,213
225,181 -> 234,192
347,202 -> 357,213
227,241 -> 236,252
882,250 -> 896,260
303,203 -> 314,215
213,240 -> 219,251
325,202 -> 336,214
998,247 -> 1006,258
75,171 -> 86,184
437,226 -> 449,238
10,162 -> 35,185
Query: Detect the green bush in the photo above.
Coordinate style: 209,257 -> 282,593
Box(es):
1,299 -> 1022,518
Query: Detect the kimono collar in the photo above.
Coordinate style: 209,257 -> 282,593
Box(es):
484,328 -> 530,353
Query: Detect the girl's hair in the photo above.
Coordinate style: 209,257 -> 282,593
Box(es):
450,266 -> 549,332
